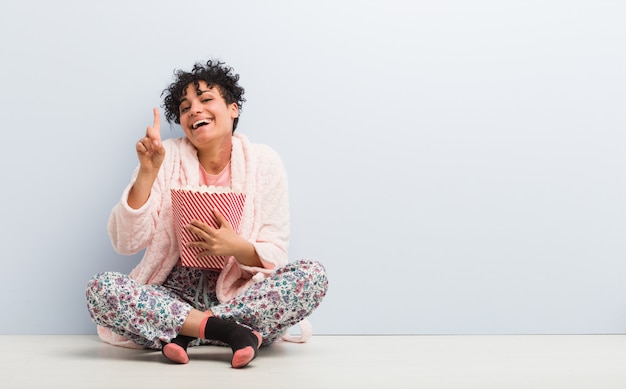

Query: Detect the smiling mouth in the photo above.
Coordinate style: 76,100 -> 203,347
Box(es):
192,119 -> 211,130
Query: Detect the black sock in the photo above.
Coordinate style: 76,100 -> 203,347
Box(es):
160,335 -> 195,364
170,334 -> 195,350
203,317 -> 261,368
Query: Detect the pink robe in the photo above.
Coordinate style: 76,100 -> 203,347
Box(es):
97,133 -> 299,348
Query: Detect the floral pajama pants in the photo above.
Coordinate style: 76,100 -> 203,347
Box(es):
85,259 -> 328,349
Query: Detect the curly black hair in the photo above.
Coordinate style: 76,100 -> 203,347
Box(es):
161,60 -> 246,132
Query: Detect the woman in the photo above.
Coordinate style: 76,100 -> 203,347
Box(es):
86,60 -> 328,368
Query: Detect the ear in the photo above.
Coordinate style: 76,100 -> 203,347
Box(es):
229,103 -> 239,119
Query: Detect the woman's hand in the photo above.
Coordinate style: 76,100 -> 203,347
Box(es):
136,107 -> 165,173
186,209 -> 262,267
127,108 -> 165,209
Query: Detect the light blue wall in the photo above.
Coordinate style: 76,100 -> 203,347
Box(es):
1,0 -> 625,335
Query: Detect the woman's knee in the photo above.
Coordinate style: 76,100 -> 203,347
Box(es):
86,271 -> 118,293
85,271 -> 127,308
281,260 -> 329,302
298,260 -> 328,287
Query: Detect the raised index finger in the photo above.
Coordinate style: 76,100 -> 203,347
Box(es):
146,107 -> 162,142
153,107 -> 161,132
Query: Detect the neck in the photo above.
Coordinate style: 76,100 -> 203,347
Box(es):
197,140 -> 232,175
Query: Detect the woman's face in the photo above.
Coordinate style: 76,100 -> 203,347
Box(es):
178,81 -> 239,149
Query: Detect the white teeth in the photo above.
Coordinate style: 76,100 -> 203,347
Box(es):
192,119 -> 210,129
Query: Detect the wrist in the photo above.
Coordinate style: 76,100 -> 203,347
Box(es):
234,239 -> 262,268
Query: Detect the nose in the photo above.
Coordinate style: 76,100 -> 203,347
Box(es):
189,100 -> 203,115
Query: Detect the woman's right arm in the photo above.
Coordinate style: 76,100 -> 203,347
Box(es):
108,108 -> 166,254
128,108 -> 165,209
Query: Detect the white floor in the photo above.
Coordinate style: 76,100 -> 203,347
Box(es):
2,335 -> 626,388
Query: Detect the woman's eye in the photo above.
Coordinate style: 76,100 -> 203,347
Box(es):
202,98 -> 212,103
180,106 -> 189,113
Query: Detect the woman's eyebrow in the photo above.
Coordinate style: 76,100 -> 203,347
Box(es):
180,89 -> 215,105
196,89 -> 215,96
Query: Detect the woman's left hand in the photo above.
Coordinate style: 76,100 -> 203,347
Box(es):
185,209 -> 241,257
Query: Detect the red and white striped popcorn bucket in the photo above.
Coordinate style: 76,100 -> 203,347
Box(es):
170,187 -> 246,270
